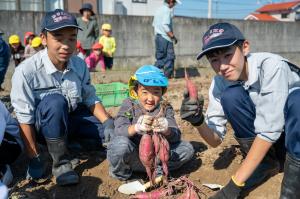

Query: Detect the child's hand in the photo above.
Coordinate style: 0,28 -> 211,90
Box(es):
135,115 -> 154,133
152,117 -> 168,133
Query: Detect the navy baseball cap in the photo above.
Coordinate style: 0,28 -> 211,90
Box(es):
41,9 -> 82,32
196,22 -> 245,60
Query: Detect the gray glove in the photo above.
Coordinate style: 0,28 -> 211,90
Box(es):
180,91 -> 204,126
102,118 -> 115,147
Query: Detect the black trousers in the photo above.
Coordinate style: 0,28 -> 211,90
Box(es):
0,133 -> 22,166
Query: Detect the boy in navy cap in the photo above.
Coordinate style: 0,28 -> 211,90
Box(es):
180,22 -> 300,198
10,9 -> 114,186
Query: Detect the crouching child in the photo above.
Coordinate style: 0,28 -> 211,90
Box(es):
107,65 -> 194,180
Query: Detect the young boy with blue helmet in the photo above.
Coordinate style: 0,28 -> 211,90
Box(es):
107,65 -> 194,180
180,22 -> 300,198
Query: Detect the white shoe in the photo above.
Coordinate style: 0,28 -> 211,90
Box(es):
0,165 -> 13,186
0,182 -> 8,199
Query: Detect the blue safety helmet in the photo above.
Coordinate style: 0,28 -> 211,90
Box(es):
128,65 -> 168,99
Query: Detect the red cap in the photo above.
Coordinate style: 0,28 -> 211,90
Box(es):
92,43 -> 103,50
24,31 -> 35,45
76,40 -> 82,49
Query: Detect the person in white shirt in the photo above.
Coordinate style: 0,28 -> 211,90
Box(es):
180,22 -> 300,199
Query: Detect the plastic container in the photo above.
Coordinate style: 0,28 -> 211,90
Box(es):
94,82 -> 129,107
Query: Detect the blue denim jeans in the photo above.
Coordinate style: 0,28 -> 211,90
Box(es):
0,39 -> 10,86
154,34 -> 175,78
220,84 -> 285,189
284,89 -> 300,159
35,94 -> 105,143
107,136 -> 194,180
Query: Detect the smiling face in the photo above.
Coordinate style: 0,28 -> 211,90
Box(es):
41,27 -> 77,70
136,84 -> 163,111
206,41 -> 250,81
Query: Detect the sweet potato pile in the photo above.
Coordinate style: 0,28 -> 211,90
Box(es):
131,176 -> 205,199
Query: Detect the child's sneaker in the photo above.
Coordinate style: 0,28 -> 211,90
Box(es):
0,165 -> 13,186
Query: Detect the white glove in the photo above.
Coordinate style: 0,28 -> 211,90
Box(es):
152,117 -> 168,133
135,115 -> 154,133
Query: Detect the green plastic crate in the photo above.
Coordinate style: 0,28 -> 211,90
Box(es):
94,82 -> 129,107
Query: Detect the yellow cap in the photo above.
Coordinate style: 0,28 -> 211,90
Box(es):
102,23 -> 112,30
128,75 -> 138,100
9,35 -> 20,45
31,36 -> 42,48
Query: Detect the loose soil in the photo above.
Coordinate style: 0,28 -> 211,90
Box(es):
2,66 -> 282,199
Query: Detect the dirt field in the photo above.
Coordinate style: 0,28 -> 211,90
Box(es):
2,66 -> 282,199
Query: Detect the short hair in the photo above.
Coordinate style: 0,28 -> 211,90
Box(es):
206,40 -> 245,59
133,80 -> 167,94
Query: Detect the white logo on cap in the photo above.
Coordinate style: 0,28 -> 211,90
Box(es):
52,12 -> 72,23
203,28 -> 224,45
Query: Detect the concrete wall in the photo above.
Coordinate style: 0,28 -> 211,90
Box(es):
1,11 -> 300,69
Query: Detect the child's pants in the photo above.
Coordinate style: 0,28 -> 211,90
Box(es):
104,56 -> 113,70
220,84 -> 286,189
35,93 -> 105,143
154,34 -> 175,78
107,135 -> 194,180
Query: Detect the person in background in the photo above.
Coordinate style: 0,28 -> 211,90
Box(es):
24,32 -> 35,59
0,31 -> 10,91
23,32 -> 35,46
8,35 -> 25,67
75,40 -> 86,60
25,36 -> 43,58
77,3 -> 99,56
99,23 -> 116,70
31,36 -> 43,52
85,43 -> 105,72
152,0 -> 181,79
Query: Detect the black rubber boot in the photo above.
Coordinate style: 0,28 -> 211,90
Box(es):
46,138 -> 79,186
235,137 -> 279,190
280,153 -> 300,199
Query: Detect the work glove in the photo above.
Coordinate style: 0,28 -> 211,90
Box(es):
171,36 -> 178,44
26,154 -> 45,180
180,91 -> 204,126
209,178 -> 243,199
102,118 -> 115,147
152,117 -> 169,133
135,115 -> 154,133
